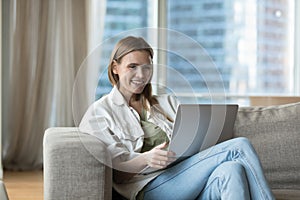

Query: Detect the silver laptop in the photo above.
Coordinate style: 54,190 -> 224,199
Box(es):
168,104 -> 238,158
140,104 -> 238,174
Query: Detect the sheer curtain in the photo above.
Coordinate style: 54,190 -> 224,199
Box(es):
2,0 -> 106,170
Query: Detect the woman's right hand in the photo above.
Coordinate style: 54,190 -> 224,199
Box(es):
143,142 -> 177,169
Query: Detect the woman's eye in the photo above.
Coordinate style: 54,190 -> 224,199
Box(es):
143,65 -> 152,70
129,64 -> 137,69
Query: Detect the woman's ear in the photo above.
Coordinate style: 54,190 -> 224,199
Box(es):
112,60 -> 118,74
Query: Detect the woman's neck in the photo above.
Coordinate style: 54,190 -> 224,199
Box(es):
129,96 -> 143,116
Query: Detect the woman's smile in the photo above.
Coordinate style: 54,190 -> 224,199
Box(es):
131,79 -> 145,86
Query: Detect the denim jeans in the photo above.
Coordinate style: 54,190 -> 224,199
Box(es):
141,137 -> 275,200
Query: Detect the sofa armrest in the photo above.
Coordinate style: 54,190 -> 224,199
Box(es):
0,181 -> 8,200
43,127 -> 112,200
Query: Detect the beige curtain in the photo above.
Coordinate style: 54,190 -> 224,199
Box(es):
2,0 -> 106,170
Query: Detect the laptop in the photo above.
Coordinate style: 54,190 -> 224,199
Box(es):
139,104 -> 239,175
168,104 -> 238,158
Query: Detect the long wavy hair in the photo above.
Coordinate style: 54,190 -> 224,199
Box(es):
108,36 -> 158,109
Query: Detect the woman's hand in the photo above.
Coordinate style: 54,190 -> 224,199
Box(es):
143,142 -> 177,169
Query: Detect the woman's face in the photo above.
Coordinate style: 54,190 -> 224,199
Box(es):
113,50 -> 153,101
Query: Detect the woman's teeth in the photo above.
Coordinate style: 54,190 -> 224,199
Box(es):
132,80 -> 144,85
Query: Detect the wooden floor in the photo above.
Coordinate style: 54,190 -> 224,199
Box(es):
3,170 -> 43,200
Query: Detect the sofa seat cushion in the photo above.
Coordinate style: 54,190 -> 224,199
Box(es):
273,189 -> 300,200
233,102 -> 300,190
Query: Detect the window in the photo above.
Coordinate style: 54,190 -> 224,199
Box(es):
96,0 -> 297,105
166,0 -> 295,104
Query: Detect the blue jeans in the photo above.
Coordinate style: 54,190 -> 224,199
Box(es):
141,137 -> 275,200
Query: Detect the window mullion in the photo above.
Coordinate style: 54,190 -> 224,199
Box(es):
294,0 -> 300,94
150,0 -> 168,95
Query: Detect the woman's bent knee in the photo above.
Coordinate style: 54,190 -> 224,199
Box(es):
217,161 -> 245,175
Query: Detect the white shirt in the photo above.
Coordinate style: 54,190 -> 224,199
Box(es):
79,86 -> 179,199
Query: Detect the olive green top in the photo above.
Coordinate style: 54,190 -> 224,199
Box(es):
140,108 -> 169,153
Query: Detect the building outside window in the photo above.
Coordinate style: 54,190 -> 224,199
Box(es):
96,0 -> 296,105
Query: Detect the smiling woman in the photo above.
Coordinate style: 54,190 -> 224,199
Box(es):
79,36 -> 275,200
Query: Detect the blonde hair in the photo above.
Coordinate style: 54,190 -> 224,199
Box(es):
108,36 -> 158,108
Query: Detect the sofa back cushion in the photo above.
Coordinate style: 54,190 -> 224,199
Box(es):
233,102 -> 300,189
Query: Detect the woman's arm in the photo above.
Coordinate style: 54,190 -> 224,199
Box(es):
113,142 -> 176,183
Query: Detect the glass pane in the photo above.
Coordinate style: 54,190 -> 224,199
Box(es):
167,0 -> 295,103
95,0 -> 150,100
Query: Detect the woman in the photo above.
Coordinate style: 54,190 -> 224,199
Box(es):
79,36 -> 275,200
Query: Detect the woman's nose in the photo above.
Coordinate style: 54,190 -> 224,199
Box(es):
136,66 -> 145,77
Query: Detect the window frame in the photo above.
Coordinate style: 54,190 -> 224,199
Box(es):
294,0 -> 300,94
150,0 -> 168,94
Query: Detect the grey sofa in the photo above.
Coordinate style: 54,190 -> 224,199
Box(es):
43,102 -> 300,200
0,181 -> 8,200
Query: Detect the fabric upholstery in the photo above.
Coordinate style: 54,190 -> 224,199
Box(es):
0,181 -> 8,200
273,189 -> 300,200
43,128 -> 112,200
234,102 -> 300,190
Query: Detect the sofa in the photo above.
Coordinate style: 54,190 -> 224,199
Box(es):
0,181 -> 8,200
43,101 -> 300,200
